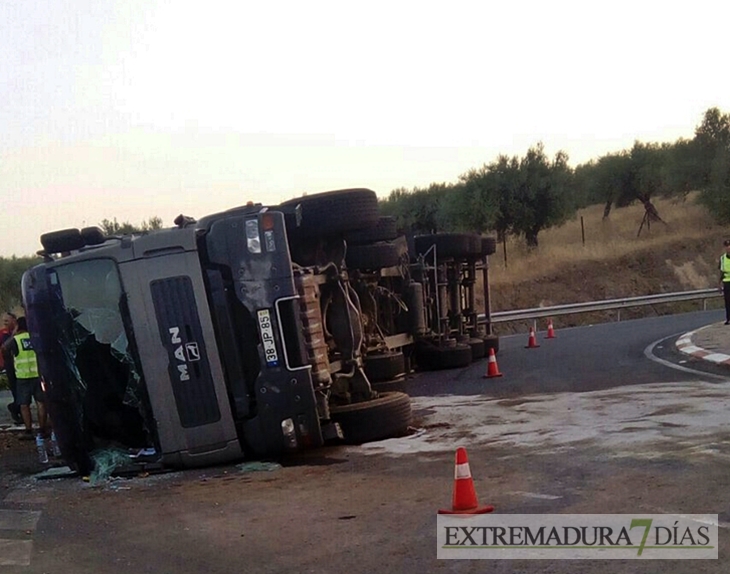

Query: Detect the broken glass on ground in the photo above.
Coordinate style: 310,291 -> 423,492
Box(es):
34,466 -> 78,480
235,461 -> 282,473
89,448 -> 133,485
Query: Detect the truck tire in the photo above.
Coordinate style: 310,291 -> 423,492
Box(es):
433,344 -> 473,369
330,392 -> 412,444
481,236 -> 497,256
413,233 -> 482,259
346,242 -> 401,269
80,226 -> 106,246
40,228 -> 85,254
344,216 -> 398,245
414,340 -> 472,370
467,337 -> 486,360
280,188 -> 380,237
364,351 -> 406,382
483,334 -> 500,354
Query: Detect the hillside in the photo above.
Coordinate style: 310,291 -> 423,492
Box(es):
485,194 -> 727,333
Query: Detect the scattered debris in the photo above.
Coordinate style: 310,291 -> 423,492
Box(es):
129,447 -> 157,459
34,466 -> 78,480
89,448 -> 132,485
235,461 -> 282,473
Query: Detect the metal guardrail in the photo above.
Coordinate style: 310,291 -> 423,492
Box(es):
480,288 -> 722,324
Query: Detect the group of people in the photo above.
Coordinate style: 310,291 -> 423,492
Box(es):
1,311 -> 47,439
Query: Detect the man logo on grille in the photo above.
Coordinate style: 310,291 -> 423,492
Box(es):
168,326 -> 200,382
185,342 -> 200,362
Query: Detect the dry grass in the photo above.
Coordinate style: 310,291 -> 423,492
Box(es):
490,192 -> 723,287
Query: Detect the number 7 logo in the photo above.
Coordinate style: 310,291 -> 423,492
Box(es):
630,518 -> 653,556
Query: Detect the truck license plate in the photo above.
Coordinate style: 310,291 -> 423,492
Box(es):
257,309 -> 279,366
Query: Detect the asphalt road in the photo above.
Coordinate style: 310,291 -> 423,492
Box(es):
408,309 -> 728,398
2,309 -> 730,573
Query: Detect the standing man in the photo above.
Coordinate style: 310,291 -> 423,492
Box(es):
0,312 -> 22,424
720,239 -> 730,325
5,316 -> 47,439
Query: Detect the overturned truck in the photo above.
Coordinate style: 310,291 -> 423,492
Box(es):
22,189 -> 497,474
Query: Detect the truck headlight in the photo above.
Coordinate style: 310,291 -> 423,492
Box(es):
245,219 -> 261,253
281,418 -> 297,449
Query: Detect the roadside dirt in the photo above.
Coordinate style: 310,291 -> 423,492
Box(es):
11,434 -> 730,574
0,431 -> 48,492
487,235 -> 722,334
5,378 -> 730,572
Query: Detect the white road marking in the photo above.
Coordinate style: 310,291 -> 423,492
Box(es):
1,486 -> 51,568
0,509 -> 41,531
3,489 -> 50,504
702,353 -> 730,364
0,539 -> 33,566
509,491 -> 563,500
645,334 -> 730,382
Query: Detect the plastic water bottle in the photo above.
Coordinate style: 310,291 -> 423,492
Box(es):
50,431 -> 62,457
35,434 -> 49,464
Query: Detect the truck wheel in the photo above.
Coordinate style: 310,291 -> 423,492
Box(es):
467,337 -> 486,360
344,216 -> 398,245
483,334 -> 500,354
40,228 -> 85,254
346,242 -> 401,269
330,392 -> 412,444
415,340 -> 472,370
80,226 -> 106,246
433,344 -> 473,369
280,188 -> 380,237
413,233 -> 482,259
364,351 -> 406,382
481,236 -> 497,256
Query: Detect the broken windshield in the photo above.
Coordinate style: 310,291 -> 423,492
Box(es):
50,258 -> 155,451
53,259 -> 126,355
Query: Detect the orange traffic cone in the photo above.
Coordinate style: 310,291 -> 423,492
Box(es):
525,326 -> 540,348
438,447 -> 494,514
545,318 -> 556,339
483,348 -> 503,378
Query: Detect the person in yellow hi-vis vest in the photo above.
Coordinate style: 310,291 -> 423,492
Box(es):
5,316 -> 47,439
720,239 -> 730,325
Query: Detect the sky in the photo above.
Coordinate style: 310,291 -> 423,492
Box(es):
1,0 -> 729,258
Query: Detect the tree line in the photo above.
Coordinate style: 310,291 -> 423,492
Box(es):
380,107 -> 730,247
2,108 -> 729,309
